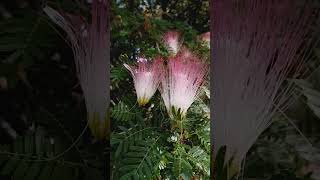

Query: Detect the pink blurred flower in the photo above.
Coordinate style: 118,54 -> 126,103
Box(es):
159,50 -> 207,119
124,57 -> 163,106
162,31 -> 182,56
199,32 -> 210,47
179,46 -> 197,59
43,0 -> 109,139
211,0 -> 316,173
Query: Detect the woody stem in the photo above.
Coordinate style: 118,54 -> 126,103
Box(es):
178,116 -> 184,144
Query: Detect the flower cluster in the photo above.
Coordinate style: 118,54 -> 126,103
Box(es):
125,30 -> 208,120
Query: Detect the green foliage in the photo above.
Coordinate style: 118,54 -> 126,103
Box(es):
243,116 -> 320,179
0,127 -> 104,180
188,146 -> 210,175
213,146 -> 237,180
111,101 -> 141,122
111,0 -> 206,63
117,138 -> 160,179
0,1 -> 108,180
111,126 -> 161,179
294,79 -> 320,118
172,145 -> 193,179
0,10 -> 58,88
111,65 -> 129,88
194,121 -> 210,152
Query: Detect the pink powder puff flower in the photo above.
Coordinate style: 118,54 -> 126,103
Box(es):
199,32 -> 210,48
159,50 -> 207,119
124,57 -> 163,106
211,0 -> 316,174
162,30 -> 182,56
179,46 -> 197,60
43,0 -> 109,140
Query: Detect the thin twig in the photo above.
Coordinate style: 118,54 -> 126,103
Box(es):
39,107 -> 88,166
0,150 -> 86,167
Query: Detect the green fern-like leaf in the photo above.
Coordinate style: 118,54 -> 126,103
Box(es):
111,101 -> 139,122
112,125 -> 161,180
172,145 -> 193,180
187,146 -> 210,177
195,121 -> 210,152
117,139 -> 160,180
0,13 -> 57,67
112,126 -> 156,159
0,127 -> 104,180
111,65 -> 128,86
294,79 -> 320,118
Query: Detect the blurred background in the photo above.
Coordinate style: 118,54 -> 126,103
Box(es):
0,0 -> 108,180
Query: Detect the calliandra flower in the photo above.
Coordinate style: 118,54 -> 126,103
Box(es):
179,46 -> 196,60
162,30 -> 182,56
159,50 -> 207,120
124,57 -> 163,106
211,0 -> 317,176
199,32 -> 210,48
43,0 -> 109,140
